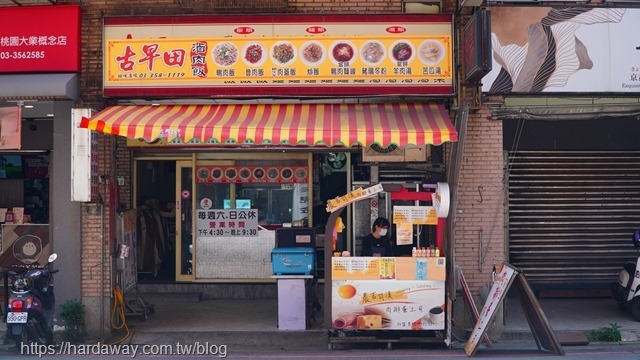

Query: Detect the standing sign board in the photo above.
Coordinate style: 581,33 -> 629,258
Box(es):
464,263 -> 564,357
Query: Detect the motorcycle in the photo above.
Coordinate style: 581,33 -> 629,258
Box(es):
5,253 -> 58,349
611,231 -> 640,321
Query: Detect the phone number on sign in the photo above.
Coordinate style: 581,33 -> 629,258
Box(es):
0,51 -> 45,60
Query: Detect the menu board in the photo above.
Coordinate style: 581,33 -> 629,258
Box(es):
104,14 -> 453,97
332,257 -> 446,281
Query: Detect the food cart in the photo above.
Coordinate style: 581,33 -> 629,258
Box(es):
323,183 -> 451,349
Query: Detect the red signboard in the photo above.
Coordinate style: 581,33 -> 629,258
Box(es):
0,5 -> 81,73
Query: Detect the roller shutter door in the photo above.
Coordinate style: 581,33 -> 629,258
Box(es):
507,150 -> 640,290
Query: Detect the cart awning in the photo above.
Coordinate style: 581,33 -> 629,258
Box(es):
79,103 -> 457,147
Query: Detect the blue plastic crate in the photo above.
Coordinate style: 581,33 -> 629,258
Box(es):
271,247 -> 315,275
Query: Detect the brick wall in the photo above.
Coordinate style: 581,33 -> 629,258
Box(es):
454,106 -> 505,294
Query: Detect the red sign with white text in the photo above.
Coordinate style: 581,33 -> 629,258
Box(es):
0,5 -> 81,73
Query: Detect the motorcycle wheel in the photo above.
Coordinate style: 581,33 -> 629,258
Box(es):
631,298 -> 640,321
14,327 -> 29,352
30,317 -> 49,346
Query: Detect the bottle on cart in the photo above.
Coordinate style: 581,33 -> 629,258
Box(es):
412,247 -> 417,257
425,246 -> 431,257
5,209 -> 14,224
435,247 -> 440,257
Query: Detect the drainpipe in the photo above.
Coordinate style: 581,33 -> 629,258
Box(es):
100,199 -> 105,341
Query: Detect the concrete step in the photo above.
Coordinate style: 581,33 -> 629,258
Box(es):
140,292 -> 202,303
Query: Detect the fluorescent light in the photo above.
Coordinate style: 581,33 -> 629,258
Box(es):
46,113 -> 54,117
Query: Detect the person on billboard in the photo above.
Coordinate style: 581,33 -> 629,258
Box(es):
360,217 -> 393,257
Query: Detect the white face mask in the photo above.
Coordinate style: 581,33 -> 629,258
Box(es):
379,228 -> 388,236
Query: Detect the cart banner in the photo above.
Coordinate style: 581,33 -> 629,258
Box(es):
0,224 -> 50,270
196,208 -> 259,237
332,279 -> 445,330
332,256 -> 445,281
103,14 -> 453,97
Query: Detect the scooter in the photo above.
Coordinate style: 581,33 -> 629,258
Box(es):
611,231 -> 640,321
5,253 -> 58,349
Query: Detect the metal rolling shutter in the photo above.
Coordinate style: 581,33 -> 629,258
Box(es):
507,150 -> 640,290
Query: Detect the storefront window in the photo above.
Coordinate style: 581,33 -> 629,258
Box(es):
238,183 -> 295,225
0,154 -> 50,224
195,162 -> 309,228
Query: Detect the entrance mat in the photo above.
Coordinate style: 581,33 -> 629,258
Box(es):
555,331 -> 589,346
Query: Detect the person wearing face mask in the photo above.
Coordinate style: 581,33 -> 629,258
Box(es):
360,217 -> 393,257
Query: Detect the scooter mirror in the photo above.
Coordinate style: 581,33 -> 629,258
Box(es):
48,253 -> 58,263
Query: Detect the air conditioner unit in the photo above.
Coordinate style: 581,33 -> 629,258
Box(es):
362,144 -> 430,162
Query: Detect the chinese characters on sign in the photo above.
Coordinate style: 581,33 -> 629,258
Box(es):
0,5 -> 80,73
326,184 -> 383,213
103,14 -> 454,96
196,209 -> 259,237
465,263 -> 517,355
106,37 -> 452,90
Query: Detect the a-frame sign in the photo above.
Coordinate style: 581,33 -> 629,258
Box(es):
464,263 -> 564,357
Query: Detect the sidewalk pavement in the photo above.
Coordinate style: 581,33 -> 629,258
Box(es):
1,297 -> 639,352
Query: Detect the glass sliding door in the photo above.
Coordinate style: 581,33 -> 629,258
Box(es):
175,160 -> 194,281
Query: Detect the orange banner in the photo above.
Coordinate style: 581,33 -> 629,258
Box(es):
332,257 -> 445,281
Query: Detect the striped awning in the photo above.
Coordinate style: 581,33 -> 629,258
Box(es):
79,103 -> 457,147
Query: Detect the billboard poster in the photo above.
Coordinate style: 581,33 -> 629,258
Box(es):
483,8 -> 640,93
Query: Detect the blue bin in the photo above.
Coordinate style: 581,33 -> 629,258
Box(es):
271,247 -> 315,275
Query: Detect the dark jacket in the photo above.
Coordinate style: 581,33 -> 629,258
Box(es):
361,233 -> 392,256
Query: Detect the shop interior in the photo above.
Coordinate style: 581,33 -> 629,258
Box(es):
0,101 -> 54,227
133,147 -> 445,284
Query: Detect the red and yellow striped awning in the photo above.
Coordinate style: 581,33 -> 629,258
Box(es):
80,103 -> 457,147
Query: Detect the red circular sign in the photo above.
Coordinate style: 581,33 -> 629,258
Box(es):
181,190 -> 190,199
371,200 -> 378,207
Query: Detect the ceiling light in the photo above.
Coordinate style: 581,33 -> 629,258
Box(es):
46,113 -> 54,117
24,105 -> 34,109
